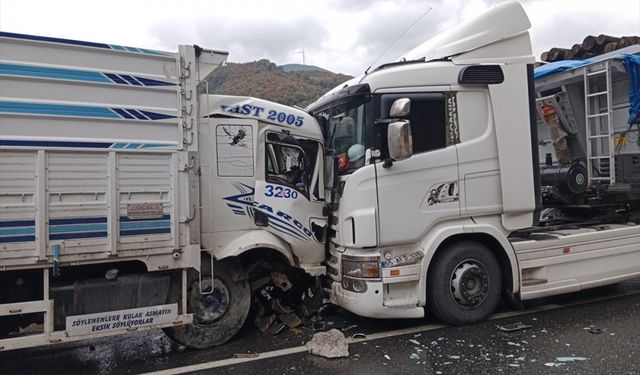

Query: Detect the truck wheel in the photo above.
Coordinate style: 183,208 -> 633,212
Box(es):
163,260 -> 250,349
426,241 -> 501,326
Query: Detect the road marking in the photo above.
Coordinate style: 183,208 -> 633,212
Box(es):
139,288 -> 640,375
140,345 -> 309,375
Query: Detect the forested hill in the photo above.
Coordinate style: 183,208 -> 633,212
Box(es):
205,59 -> 353,108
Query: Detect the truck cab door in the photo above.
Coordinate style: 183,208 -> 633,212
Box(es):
375,93 -> 461,246
253,131 -> 327,268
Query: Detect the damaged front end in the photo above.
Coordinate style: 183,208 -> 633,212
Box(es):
247,259 -> 329,335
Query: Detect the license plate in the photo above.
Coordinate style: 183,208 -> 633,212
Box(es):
66,303 -> 178,336
127,203 -> 164,220
381,250 -> 424,268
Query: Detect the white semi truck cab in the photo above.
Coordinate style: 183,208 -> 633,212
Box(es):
307,1 -> 640,324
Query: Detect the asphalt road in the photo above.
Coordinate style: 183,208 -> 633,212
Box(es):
1,278 -> 639,375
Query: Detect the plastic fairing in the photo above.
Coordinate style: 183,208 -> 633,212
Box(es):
400,1 -> 531,63
189,47 -> 228,83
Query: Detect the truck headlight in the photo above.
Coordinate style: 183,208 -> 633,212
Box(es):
341,257 -> 380,279
342,277 -> 368,293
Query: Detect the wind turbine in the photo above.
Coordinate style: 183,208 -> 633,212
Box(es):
295,49 -> 306,65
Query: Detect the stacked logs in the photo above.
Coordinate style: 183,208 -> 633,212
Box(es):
540,35 -> 640,63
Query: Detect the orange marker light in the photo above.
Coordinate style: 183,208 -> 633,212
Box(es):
563,246 -> 571,254
390,269 -> 400,276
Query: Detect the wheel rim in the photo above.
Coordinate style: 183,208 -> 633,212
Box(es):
449,259 -> 490,308
189,278 -> 230,325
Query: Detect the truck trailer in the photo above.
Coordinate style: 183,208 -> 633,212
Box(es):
0,32 -> 328,350
307,1 -> 640,324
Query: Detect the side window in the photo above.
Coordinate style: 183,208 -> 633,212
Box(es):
265,132 -> 320,199
381,93 -> 448,154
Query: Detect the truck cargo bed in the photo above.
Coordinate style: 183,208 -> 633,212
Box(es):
0,32 -> 184,269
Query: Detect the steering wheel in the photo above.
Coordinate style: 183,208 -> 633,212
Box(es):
286,166 -> 304,185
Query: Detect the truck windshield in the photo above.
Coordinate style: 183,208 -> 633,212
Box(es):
313,98 -> 370,175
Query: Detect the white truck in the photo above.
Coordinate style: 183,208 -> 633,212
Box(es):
307,1 -> 640,324
0,32 -> 328,350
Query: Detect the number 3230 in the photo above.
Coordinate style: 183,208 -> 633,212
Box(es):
265,185 -> 298,199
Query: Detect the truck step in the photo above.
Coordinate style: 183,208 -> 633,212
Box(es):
383,297 -> 420,307
522,278 -> 547,287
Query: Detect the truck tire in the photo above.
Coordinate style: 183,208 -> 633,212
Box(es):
426,241 -> 502,326
163,259 -> 250,349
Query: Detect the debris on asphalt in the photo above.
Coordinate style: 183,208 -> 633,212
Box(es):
301,287 -> 325,317
257,315 -> 277,333
556,356 -> 588,362
583,326 -> 603,334
289,327 -> 304,335
408,339 -> 421,346
544,356 -> 589,367
351,333 -> 367,339
306,329 -> 349,358
271,298 -> 293,315
267,322 -> 286,335
545,362 -> 564,367
498,322 -> 532,332
312,320 -> 326,330
342,324 -> 358,332
279,312 -> 302,328
384,354 -> 391,360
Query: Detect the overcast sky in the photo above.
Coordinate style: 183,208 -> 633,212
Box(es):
1,0 -> 638,75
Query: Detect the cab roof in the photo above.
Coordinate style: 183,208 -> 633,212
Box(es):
400,1 -> 531,62
205,95 -> 323,140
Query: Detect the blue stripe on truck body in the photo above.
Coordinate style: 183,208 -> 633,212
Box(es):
0,101 -> 176,121
0,63 -> 175,87
0,31 -> 172,56
0,216 -> 172,243
0,139 -> 176,150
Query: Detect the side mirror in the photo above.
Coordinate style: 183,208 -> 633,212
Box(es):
388,120 -> 413,161
324,155 -> 335,190
390,98 -> 411,117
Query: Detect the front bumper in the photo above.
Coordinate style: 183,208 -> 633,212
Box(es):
330,279 -> 424,319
